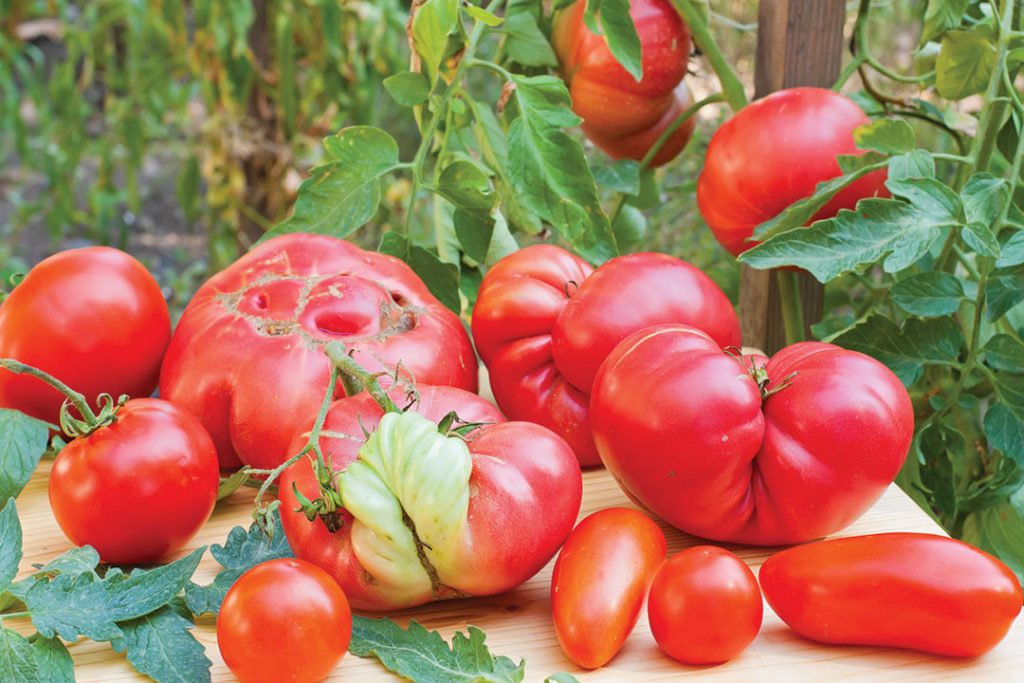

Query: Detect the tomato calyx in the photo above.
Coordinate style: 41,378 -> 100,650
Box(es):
725,348 -> 799,402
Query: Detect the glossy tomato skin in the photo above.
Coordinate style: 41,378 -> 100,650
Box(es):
551,508 -> 666,669
278,385 -> 582,611
160,233 -> 477,471
591,326 -> 913,545
760,533 -> 1023,657
48,398 -> 219,564
648,546 -> 762,664
0,247 -> 170,424
697,87 -> 889,256
553,0 -> 694,166
472,245 -> 740,467
218,558 -> 352,683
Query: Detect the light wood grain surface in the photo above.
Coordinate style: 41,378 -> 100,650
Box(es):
10,457 -> 1024,682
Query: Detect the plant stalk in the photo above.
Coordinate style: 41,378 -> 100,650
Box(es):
668,0 -> 747,112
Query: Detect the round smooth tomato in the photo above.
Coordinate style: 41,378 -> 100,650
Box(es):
218,558 -> 352,683
553,0 -> 694,166
278,384 -> 582,611
591,326 -> 913,545
551,508 -> 666,669
472,245 -> 740,467
0,247 -> 170,424
648,546 -> 762,664
160,233 -> 478,471
697,87 -> 889,256
760,533 -> 1023,657
48,398 -> 219,564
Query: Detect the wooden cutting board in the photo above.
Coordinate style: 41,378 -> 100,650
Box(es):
10,457 -> 1024,682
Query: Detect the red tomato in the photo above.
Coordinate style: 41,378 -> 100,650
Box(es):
551,508 -> 666,669
697,87 -> 889,256
48,398 -> 219,564
553,0 -> 694,166
160,233 -> 478,471
472,245 -> 740,466
760,533 -> 1023,657
218,558 -> 352,683
0,247 -> 170,424
278,385 -> 582,611
648,546 -> 762,664
591,326 -> 913,544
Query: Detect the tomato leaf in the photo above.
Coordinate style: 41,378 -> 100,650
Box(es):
997,231 -> 1024,268
25,547 -> 204,643
545,674 -> 581,683
464,5 -> 503,27
412,0 -> 460,86
830,314 -> 964,386
986,266 -> 1024,321
584,0 -> 643,81
984,403 -> 1024,467
854,118 -> 916,154
961,173 -> 1010,228
891,271 -> 965,317
507,74 -> 618,264
962,221 -> 1001,258
937,29 -> 998,100
742,178 -> 964,282
0,499 -> 21,593
349,617 -> 526,683
888,149 -> 936,180
379,233 -> 462,313
995,373 -> 1024,414
112,601 -> 212,683
921,0 -> 969,44
0,409 -> 51,501
503,12 -> 558,67
31,636 -> 72,683
185,509 -> 293,616
593,159 -> 641,195
984,335 -> 1024,373
962,499 -> 1024,584
0,627 -> 38,683
383,72 -> 431,107
267,127 -> 402,240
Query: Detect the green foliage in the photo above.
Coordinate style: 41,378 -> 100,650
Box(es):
349,617 -> 526,683
0,410 -> 51,501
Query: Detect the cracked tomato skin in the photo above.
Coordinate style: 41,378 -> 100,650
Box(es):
0,247 -> 170,424
472,245 -> 740,467
48,398 -> 219,564
278,385 -> 582,611
591,325 -> 913,545
553,0 -> 694,166
697,87 -> 889,257
159,234 -> 477,471
760,533 -> 1023,657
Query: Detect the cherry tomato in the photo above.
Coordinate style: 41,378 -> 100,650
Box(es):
591,327 -> 913,545
0,247 -> 170,424
550,508 -> 666,669
697,87 -> 889,256
553,0 -> 694,166
48,398 -> 219,564
760,533 -> 1023,657
218,558 -> 352,683
648,546 -> 762,664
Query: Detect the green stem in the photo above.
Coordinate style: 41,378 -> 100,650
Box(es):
607,92 -> 726,225
0,359 -> 99,425
866,56 -> 934,84
967,0 -> 1016,178
324,343 -> 399,414
834,0 -> 871,91
668,0 -> 747,111
776,270 -> 806,345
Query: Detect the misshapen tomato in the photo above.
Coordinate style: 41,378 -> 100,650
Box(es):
0,247 -> 170,424
760,533 -> 1023,657
278,385 -> 582,611
648,546 -> 762,665
591,326 -> 913,544
218,558 -> 352,683
551,508 -> 666,669
48,398 -> 219,564
697,87 -> 889,256
160,233 -> 477,471
553,0 -> 695,166
472,245 -> 740,466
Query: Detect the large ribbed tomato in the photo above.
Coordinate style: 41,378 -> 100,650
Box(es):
278,384 -> 582,611
472,245 -> 740,466
553,0 -> 695,167
591,326 -> 913,544
160,234 -> 477,471
697,87 -> 889,256
0,247 -> 170,424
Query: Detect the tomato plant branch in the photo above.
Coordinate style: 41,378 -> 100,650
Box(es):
0,358 -> 100,428
668,0 -> 747,112
967,0 -> 1016,178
